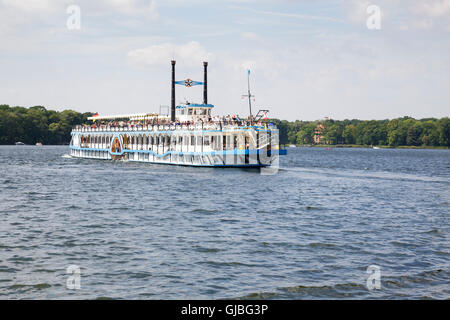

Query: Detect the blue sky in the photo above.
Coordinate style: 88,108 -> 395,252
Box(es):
1,0 -> 449,120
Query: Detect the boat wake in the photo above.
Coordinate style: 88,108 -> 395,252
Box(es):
283,166 -> 449,183
61,154 -> 72,159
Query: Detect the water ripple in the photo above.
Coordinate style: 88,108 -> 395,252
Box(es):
0,146 -> 448,299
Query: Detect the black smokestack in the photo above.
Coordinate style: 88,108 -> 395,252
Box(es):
171,60 -> 176,122
203,61 -> 208,105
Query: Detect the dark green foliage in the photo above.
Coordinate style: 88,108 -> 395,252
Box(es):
270,116 -> 449,147
0,104 -> 448,147
0,104 -> 92,145
296,122 -> 317,145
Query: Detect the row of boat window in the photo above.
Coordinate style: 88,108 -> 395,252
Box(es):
79,134 -> 255,149
177,108 -> 210,115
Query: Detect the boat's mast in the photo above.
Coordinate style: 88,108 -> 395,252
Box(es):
171,60 -> 176,122
244,70 -> 254,124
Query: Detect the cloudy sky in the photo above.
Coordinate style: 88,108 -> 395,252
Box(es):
1,0 -> 449,120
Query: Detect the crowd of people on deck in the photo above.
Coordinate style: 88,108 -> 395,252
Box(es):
76,114 -> 267,131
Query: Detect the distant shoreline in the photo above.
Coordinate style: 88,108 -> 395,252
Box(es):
285,144 -> 449,150
2,104 -> 449,148
4,144 -> 449,150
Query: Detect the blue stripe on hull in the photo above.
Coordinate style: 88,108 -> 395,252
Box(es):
69,154 -> 268,168
69,147 -> 272,167
69,146 -> 281,157
127,160 -> 268,168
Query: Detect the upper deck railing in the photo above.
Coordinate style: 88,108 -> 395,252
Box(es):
71,121 -> 272,133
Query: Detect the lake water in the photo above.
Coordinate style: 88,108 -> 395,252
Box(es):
0,146 -> 449,299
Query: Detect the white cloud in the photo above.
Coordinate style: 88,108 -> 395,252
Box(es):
0,0 -> 71,36
1,1 -> 449,120
230,4 -> 344,23
238,53 -> 287,79
409,0 -> 450,30
412,0 -> 450,18
0,0 -> 160,41
0,0 -> 159,23
346,0 -> 371,24
103,0 -> 159,19
241,32 -> 261,41
0,0 -> 65,12
345,0 -> 450,31
127,41 -> 214,67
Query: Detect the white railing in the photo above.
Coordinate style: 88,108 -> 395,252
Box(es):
72,121 -> 271,133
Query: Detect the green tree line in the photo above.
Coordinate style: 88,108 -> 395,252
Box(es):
270,116 -> 449,147
0,105 -> 92,145
0,104 -> 448,147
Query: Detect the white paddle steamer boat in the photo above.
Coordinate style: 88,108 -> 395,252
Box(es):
69,61 -> 285,168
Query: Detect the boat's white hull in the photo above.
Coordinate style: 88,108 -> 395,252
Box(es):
69,147 -> 278,167
70,124 -> 281,168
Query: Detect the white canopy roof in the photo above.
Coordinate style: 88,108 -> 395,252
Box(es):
87,113 -> 168,121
